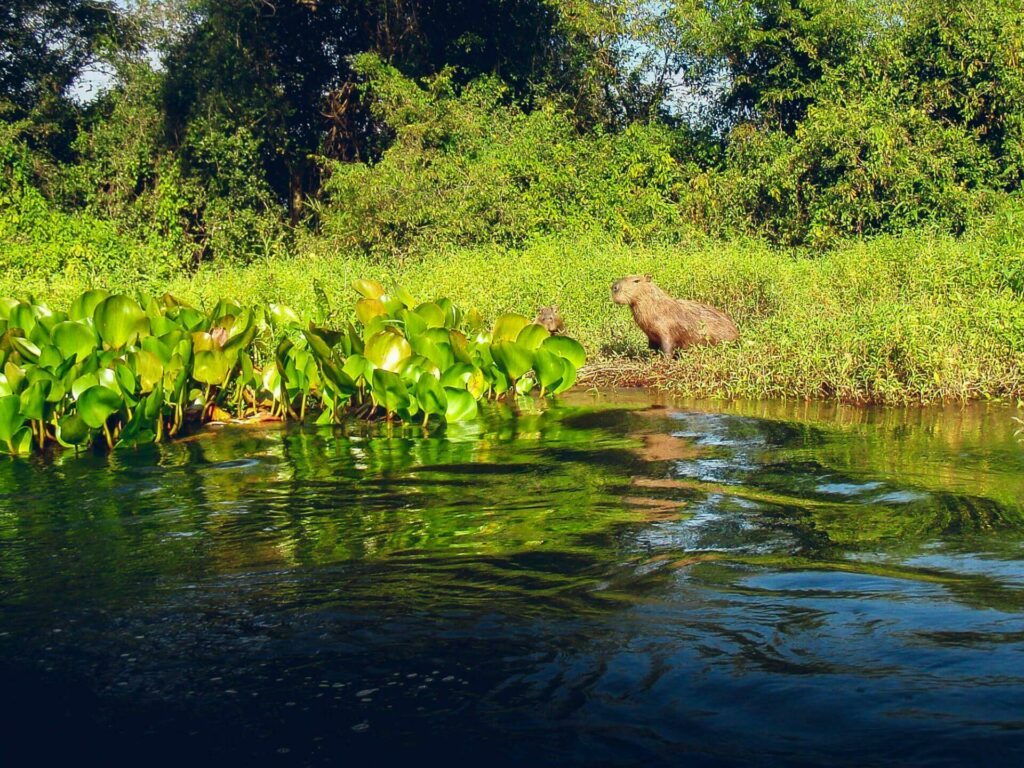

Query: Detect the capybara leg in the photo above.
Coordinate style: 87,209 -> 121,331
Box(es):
660,339 -> 675,357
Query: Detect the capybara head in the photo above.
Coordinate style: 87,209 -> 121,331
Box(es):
535,305 -> 564,333
611,274 -> 652,305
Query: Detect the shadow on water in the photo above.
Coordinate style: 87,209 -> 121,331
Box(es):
0,392 -> 1023,765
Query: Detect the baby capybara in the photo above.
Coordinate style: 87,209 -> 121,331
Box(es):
535,305 -> 564,334
611,274 -> 738,356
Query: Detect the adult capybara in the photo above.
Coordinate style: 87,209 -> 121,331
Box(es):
535,305 -> 564,334
611,274 -> 738,356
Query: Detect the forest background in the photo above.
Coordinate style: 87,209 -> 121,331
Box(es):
2,0 -> 1023,403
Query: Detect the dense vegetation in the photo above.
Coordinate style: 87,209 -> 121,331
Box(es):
2,0 -> 1023,405
0,282 -> 586,454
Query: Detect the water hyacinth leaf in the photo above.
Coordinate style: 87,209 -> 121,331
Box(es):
268,303 -> 301,328
402,309 -> 427,338
444,388 -> 478,422
98,368 -> 120,393
52,321 -> 98,361
8,427 -> 32,455
342,353 -> 373,384
541,336 -> 586,369
37,344 -> 63,370
194,349 -> 231,385
355,298 -> 388,326
115,362 -> 138,397
492,313 -> 530,342
94,295 -> 149,349
0,373 -> 9,397
10,303 -> 36,333
552,360 -> 577,394
0,297 -> 18,319
71,373 -> 99,400
352,279 -> 386,299
440,363 -> 475,390
409,333 -> 454,371
5,362 -> 25,392
142,336 -> 173,366
533,347 -> 565,391
365,331 -> 412,372
517,323 -> 550,351
489,366 -> 510,395
492,341 -> 534,380
57,413 -> 90,446
0,394 -> 24,441
416,374 -> 447,417
70,289 -> 109,321
515,375 -> 535,395
222,310 -> 257,357
393,286 -> 417,308
371,369 -> 410,414
176,307 -> 207,331
11,336 -> 40,362
414,302 -> 446,328
130,350 -> 164,393
77,385 -> 122,428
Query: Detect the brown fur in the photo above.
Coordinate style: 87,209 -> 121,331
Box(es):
534,305 -> 564,334
611,274 -> 738,356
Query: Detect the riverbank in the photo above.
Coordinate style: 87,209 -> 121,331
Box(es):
4,225 -> 1023,405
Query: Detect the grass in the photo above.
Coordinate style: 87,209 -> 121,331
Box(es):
3,225 -> 1023,405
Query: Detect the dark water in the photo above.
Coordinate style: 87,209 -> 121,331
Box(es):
2,393 -> 1023,766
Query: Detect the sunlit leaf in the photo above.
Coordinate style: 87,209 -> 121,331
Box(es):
77,385 -> 122,429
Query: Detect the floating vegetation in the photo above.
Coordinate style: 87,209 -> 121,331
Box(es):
0,281 -> 586,454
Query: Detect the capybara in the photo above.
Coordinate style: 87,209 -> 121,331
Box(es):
611,274 -> 738,356
535,305 -> 564,334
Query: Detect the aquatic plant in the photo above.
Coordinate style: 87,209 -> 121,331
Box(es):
0,283 -> 585,454
268,279 -> 585,427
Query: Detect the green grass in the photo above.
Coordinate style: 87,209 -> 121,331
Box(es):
3,226 -> 1023,405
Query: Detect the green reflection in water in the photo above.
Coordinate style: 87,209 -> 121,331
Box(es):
0,392 -> 1022,618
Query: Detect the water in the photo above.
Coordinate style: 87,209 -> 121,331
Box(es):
1,392 -> 1023,766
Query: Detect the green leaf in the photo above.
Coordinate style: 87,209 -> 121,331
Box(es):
19,380 -> 51,420
444,388 -> 478,422
517,322 -> 551,350
352,278 -> 386,299
355,298 -> 389,325
77,385 -> 122,429
491,341 -> 535,380
194,349 -> 231,386
57,413 -> 90,446
365,330 -> 412,372
492,313 -> 530,342
371,369 -> 410,414
415,374 -> 448,416
541,336 -> 586,368
551,360 -> 577,394
533,347 -> 565,391
268,303 -> 301,327
71,372 -> 99,399
93,295 -> 149,349
70,289 -> 109,321
0,395 -> 24,442
131,350 -> 164,393
413,302 -> 446,328
11,336 -> 40,362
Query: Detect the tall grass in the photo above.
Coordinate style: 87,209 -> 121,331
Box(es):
3,224 -> 1022,405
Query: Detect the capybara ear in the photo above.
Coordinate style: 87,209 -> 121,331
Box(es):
644,274 -> 652,282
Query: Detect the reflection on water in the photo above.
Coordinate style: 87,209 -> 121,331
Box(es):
1,392 -> 1023,766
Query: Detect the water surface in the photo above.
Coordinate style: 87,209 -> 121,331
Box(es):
2,393 -> 1023,766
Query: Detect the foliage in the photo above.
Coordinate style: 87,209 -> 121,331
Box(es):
269,279 -> 586,427
319,56 -> 694,257
0,282 -> 587,454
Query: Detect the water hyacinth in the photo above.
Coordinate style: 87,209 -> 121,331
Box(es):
0,282 -> 586,454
